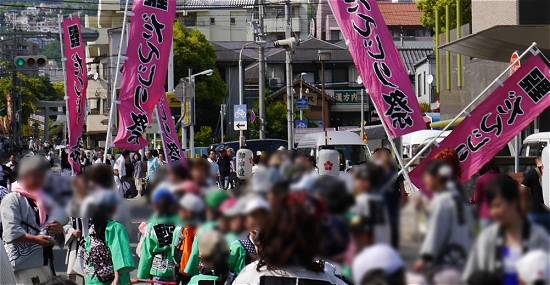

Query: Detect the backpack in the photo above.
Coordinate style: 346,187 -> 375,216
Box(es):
85,226 -> 115,283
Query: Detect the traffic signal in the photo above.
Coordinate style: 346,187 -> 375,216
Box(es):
14,55 -> 47,69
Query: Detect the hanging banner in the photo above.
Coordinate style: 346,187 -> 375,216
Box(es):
328,0 -> 425,137
62,17 -> 87,174
113,0 -> 176,150
157,93 -> 185,164
410,55 -> 550,190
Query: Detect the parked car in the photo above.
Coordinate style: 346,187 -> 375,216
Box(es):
211,139 -> 288,155
296,131 -> 369,167
521,132 -> 550,157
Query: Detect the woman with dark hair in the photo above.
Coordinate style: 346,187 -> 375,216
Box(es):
232,192 -> 347,285
463,174 -> 550,284
413,160 -> 474,277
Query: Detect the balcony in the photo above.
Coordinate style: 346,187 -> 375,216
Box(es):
263,17 -> 301,34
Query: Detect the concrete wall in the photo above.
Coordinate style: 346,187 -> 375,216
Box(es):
471,0 -> 518,33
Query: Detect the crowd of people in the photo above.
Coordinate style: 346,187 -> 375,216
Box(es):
0,145 -> 549,285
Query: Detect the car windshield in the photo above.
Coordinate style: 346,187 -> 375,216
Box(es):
329,144 -> 367,165
521,142 -> 547,157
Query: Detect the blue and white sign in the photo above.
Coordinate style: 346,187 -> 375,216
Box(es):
296,98 -> 309,110
295,120 -> 308,129
233,104 -> 248,131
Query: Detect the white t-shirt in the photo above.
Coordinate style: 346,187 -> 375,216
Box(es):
114,155 -> 126,177
233,261 -> 348,285
207,158 -> 220,177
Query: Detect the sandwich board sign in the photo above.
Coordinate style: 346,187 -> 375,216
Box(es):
234,104 -> 248,131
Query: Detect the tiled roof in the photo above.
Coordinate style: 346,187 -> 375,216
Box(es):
378,2 -> 423,27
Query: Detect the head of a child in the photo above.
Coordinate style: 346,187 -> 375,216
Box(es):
179,193 -> 205,224
243,197 -> 270,233
353,162 -> 383,194
220,198 -> 244,234
152,186 -> 177,217
206,190 -> 229,222
349,214 -> 375,251
198,230 -> 230,280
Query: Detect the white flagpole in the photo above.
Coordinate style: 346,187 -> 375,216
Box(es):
103,0 -> 130,163
57,13 -> 74,175
392,42 -> 538,185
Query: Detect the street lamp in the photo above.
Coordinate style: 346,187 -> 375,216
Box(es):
181,68 -> 214,158
318,50 -> 331,146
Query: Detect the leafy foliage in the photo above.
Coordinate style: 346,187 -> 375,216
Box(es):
417,0 -> 471,33
41,41 -> 61,65
194,126 -> 214,147
173,22 -> 227,130
0,68 -> 64,131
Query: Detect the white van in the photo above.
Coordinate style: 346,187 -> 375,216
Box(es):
402,130 -> 451,158
296,131 -> 369,167
522,132 -> 550,157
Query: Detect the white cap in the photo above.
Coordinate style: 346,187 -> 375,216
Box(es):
179,193 -> 205,214
352,244 -> 404,285
516,250 -> 550,285
243,196 -> 270,215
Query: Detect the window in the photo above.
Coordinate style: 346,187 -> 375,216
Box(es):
182,12 -> 197,26
230,17 -> 236,25
417,73 -> 422,97
209,17 -> 215,25
332,68 -> 348,83
329,30 -> 341,41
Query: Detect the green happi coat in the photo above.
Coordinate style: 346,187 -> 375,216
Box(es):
137,214 -> 182,280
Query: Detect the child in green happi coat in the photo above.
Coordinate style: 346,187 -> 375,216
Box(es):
228,196 -> 270,274
187,230 -> 233,285
137,187 -> 181,282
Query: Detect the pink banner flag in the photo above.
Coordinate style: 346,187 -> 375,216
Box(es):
113,0 -> 176,150
411,55 -> 550,190
156,94 -> 185,164
328,0 -> 425,137
62,18 -> 87,174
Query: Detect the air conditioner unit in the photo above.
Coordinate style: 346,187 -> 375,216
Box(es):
269,77 -> 282,88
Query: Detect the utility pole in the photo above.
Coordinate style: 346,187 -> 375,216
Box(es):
220,104 -> 225,143
11,30 -> 17,146
284,0 -> 293,149
258,0 -> 266,139
181,79 -> 187,151
188,67 -> 195,158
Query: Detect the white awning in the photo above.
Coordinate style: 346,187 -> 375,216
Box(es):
440,25 -> 550,62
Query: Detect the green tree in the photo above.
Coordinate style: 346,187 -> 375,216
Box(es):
41,41 -> 61,65
265,100 -> 288,139
0,69 -> 64,132
195,126 -> 214,146
173,22 -> 227,130
417,0 -> 471,33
